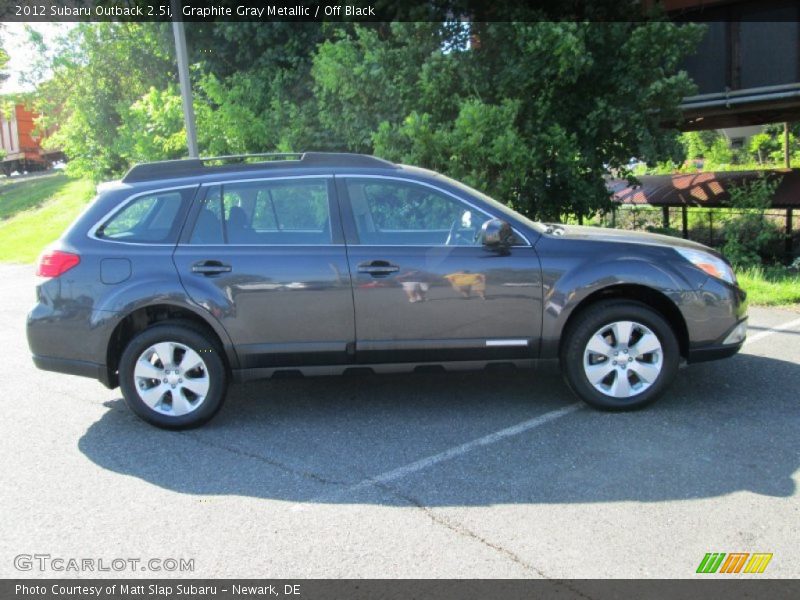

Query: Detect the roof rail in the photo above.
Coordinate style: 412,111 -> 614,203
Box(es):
121,152 -> 396,183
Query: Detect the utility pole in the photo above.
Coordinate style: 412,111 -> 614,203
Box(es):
784,122 -> 791,168
785,122 -> 793,262
171,0 -> 198,158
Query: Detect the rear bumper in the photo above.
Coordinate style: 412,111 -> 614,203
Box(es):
32,355 -> 114,388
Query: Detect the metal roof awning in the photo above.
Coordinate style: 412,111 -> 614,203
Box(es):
609,168 -> 800,209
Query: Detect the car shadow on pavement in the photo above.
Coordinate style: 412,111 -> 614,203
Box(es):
78,352 -> 799,506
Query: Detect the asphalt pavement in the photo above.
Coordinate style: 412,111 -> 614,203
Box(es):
1,264 -> 798,578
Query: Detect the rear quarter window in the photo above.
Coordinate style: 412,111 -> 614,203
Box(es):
96,188 -> 194,243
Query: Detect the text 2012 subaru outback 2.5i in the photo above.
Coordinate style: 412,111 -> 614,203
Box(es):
28,153 -> 748,428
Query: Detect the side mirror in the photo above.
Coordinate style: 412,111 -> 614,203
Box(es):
480,218 -> 513,249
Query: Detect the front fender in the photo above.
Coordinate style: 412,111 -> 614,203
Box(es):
539,255 -> 699,358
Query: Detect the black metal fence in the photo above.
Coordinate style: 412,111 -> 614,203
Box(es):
593,206 -> 797,261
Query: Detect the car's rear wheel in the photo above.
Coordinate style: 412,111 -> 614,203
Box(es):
118,323 -> 227,429
560,300 -> 679,410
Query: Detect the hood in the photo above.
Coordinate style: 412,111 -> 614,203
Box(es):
543,224 -> 720,255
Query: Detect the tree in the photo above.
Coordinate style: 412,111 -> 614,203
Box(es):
681,130 -> 722,161
180,23 -> 344,157
704,137 -> 734,167
748,124 -> 799,166
324,21 -> 703,220
115,85 -> 187,164
0,29 -> 9,87
0,23 -> 12,161
34,23 -> 175,180
31,18 -> 702,214
313,23 -> 457,153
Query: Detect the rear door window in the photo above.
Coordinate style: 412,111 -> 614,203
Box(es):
188,178 -> 333,245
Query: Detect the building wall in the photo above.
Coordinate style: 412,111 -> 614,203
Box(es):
720,125 -> 766,150
674,1 -> 800,130
681,20 -> 800,95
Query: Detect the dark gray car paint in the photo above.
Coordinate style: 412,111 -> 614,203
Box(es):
534,230 -> 747,358
170,176 -> 357,370
27,163 -> 747,388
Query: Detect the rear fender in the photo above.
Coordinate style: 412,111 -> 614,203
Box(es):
90,277 -> 240,369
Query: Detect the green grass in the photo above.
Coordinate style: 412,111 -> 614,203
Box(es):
736,266 -> 800,307
0,172 -> 77,219
0,174 -> 94,263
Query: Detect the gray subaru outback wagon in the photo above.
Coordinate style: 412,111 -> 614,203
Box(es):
27,153 -> 747,428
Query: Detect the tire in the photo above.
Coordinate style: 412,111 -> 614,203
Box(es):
560,300 -> 679,411
118,323 -> 228,429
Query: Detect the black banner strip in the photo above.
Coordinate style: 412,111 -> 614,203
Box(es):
4,579 -> 800,600
2,0 -> 800,23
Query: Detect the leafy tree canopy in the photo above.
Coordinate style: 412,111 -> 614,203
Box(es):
0,35 -> 9,86
313,21 -> 701,219
30,19 -> 702,221
35,23 -> 175,178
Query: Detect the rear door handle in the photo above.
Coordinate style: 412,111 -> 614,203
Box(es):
191,260 -> 232,275
358,260 -> 400,276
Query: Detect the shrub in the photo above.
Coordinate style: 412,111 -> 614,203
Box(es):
721,175 -> 782,267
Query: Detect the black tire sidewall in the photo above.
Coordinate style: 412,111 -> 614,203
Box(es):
119,324 -> 227,429
561,301 -> 679,411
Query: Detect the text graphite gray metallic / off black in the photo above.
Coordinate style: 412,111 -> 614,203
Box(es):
27,153 -> 748,428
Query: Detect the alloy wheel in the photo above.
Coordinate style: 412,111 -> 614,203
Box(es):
133,341 -> 210,416
582,320 -> 663,399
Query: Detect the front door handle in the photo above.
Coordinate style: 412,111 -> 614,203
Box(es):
358,260 -> 400,276
191,260 -> 232,275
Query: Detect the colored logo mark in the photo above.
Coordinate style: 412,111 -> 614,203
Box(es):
696,553 -> 773,574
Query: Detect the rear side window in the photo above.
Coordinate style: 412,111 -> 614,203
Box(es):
188,178 -> 332,245
96,189 -> 192,243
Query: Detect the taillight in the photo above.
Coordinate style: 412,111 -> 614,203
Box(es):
36,250 -> 80,278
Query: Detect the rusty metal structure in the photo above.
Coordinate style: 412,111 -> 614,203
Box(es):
608,169 -> 798,258
0,104 -> 62,176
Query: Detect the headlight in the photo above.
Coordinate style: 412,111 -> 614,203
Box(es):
674,247 -> 736,285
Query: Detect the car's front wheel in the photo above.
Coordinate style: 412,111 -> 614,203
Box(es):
560,300 -> 679,410
118,323 -> 228,429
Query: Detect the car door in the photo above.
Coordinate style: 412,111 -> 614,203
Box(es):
172,176 -> 355,370
338,176 -> 542,364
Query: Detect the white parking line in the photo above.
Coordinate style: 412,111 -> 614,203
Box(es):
291,402 -> 582,510
289,315 -> 800,511
744,316 -> 800,347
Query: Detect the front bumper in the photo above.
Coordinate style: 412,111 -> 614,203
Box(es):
687,317 -> 747,364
